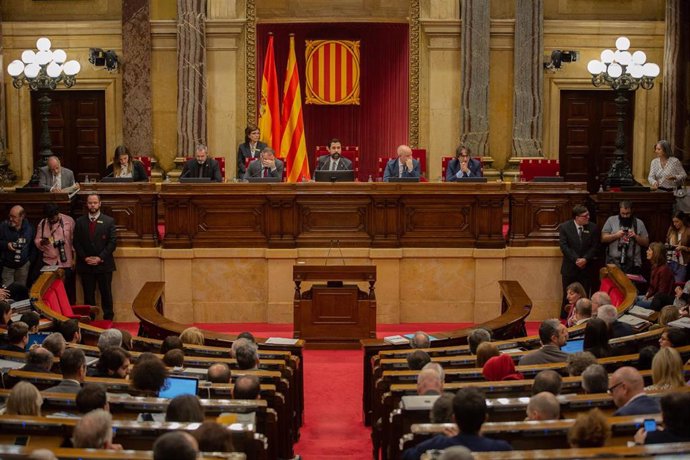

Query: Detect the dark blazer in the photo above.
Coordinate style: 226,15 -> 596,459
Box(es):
0,343 -> 26,353
38,166 -> 76,190
646,429 -> 690,444
559,220 -> 600,277
611,320 -> 635,339
43,379 -> 82,394
244,158 -> 284,179
237,141 -> 268,177
315,155 -> 353,171
103,160 -> 148,182
614,394 -> 661,416
181,158 -> 223,182
20,363 -> 51,373
446,157 -> 482,181
383,158 -> 421,182
73,213 -> 117,274
402,433 -> 512,460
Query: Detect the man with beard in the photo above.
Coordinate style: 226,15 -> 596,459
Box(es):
74,194 -> 117,320
601,201 -> 649,274
315,138 -> 353,171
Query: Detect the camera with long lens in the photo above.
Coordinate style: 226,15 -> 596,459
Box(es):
13,238 -> 26,263
53,240 -> 67,263
618,227 -> 631,265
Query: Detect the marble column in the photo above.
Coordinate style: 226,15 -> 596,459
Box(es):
122,0 -> 153,157
511,0 -> 543,158
459,0 -> 490,156
177,0 -> 207,155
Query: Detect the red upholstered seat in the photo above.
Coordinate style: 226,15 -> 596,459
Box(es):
314,146 -> 360,178
43,278 -> 112,329
214,157 -> 226,180
42,288 -> 61,315
519,159 -> 560,182
599,278 -> 624,307
411,148 -> 426,178
133,156 -> 152,177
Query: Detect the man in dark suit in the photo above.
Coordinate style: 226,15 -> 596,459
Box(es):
44,348 -> 86,394
402,387 -> 512,459
446,145 -> 482,181
0,321 -> 29,352
38,155 -> 77,192
315,138 -> 353,171
244,147 -> 284,180
383,144 -> 421,181
20,346 -> 54,373
610,367 -> 660,416
181,144 -> 223,182
73,194 -> 117,320
559,205 -> 599,314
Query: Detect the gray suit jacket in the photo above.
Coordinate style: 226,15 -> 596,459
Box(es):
43,379 -> 82,394
518,344 -> 569,366
39,166 -> 76,190
244,158 -> 284,179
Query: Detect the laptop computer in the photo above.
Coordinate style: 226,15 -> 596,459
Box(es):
158,376 -> 199,399
179,177 -> 212,183
246,176 -> 282,183
100,177 -> 134,183
387,176 -> 420,183
561,339 -> 584,354
314,169 -> 355,183
401,395 -> 440,410
26,332 -> 50,351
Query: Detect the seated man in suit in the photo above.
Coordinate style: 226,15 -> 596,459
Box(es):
610,366 -> 660,416
39,155 -> 77,192
20,346 -> 54,373
383,144 -> 420,181
181,144 -> 223,182
518,319 -> 569,366
597,304 -> 634,338
0,321 -> 29,352
446,145 -> 482,181
244,147 -> 284,180
44,347 -> 86,394
315,138 -> 353,171
402,387 -> 512,459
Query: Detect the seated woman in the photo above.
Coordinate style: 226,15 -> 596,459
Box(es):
638,242 -> 676,310
179,327 -> 204,346
665,211 -> 690,282
166,394 -> 205,423
482,354 -> 523,381
564,282 -> 586,327
475,342 -> 500,368
5,381 -> 42,416
568,408 -> 610,448
94,347 -> 131,379
650,305 -> 680,330
129,356 -> 168,396
103,145 -> 148,182
583,318 -> 611,358
648,139 -> 686,191
645,346 -> 684,391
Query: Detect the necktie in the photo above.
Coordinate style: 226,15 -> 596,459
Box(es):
577,226 -> 583,240
262,167 -> 268,178
330,160 -> 336,171
198,163 -> 204,178
89,218 -> 96,238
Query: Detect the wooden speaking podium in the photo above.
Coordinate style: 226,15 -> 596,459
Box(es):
293,265 -> 376,349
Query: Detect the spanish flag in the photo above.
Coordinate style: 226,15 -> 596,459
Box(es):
280,34 -> 310,182
258,34 -> 280,149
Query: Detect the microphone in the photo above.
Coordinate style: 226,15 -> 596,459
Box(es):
180,168 -> 191,178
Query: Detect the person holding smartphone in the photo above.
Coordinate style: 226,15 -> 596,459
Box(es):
634,392 -> 690,445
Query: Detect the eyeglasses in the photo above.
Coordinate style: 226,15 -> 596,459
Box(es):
607,382 -> 623,393
577,213 -> 590,218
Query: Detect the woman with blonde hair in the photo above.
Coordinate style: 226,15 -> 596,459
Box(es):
179,327 -> 205,346
103,145 -> 148,182
475,342 -> 500,368
6,381 -> 42,416
646,346 -> 685,391
650,305 -> 680,330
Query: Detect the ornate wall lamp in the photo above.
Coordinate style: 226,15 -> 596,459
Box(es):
587,36 -> 660,188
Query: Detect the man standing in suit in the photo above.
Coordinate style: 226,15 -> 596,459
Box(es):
244,147 -> 284,180
38,156 -> 77,192
559,205 -> 599,315
44,348 -> 86,394
383,145 -> 420,181
181,144 -> 223,182
74,194 -> 117,320
315,138 -> 353,171
610,367 -> 660,416
446,145 -> 482,181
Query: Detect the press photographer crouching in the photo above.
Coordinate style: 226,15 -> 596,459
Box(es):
601,201 -> 650,275
0,205 -> 34,288
34,203 -> 76,303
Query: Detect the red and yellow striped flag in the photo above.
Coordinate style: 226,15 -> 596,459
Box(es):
280,34 -> 310,182
258,34 -> 281,149
305,40 -> 360,105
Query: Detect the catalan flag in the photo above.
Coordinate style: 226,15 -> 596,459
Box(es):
305,40 -> 360,105
280,34 -> 310,182
258,34 -> 281,149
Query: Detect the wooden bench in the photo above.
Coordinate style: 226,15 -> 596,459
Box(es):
0,445 -> 247,460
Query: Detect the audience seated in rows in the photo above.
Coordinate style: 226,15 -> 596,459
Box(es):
180,327 -> 204,346
1,321 -> 29,352
645,346 -> 685,391
526,391 -> 560,421
567,408 -> 610,448
194,421 -> 235,453
518,319 -> 568,366
430,393 -> 455,423
208,362 -> 232,383
20,346 -> 54,373
407,350 -> 431,370
532,370 -> 562,395
583,317 -> 612,358
72,409 -> 122,450
20,311 -> 40,333
44,347 -> 86,394
160,335 -> 184,354
58,318 -> 81,344
166,394 -> 205,423
635,392 -> 690,445
164,348 -> 185,367
610,367 -> 661,416
590,291 -> 611,317
76,383 -> 109,413
130,355 -> 168,395
475,342 -> 499,367
97,328 -> 123,352
659,327 -> 689,348
42,332 -> 66,360
468,328 -> 491,354
232,338 -> 260,370
650,305 -> 681,330
402,387 -> 512,460
581,364 -> 609,394
482,354 -> 523,381
94,346 -> 131,379
5,381 -> 42,416
409,331 -> 431,349
597,304 -> 634,339
417,363 -> 444,396
153,431 -> 199,460
233,374 -> 261,400
572,298 -> 593,326
566,351 -> 597,376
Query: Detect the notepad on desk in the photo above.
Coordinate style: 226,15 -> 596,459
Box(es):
668,317 -> 690,329
618,314 -> 652,329
265,337 -> 299,345
383,335 -> 409,345
628,305 -> 656,319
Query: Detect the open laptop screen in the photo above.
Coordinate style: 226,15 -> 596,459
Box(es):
561,339 -> 584,354
158,376 -> 199,399
26,332 -> 50,351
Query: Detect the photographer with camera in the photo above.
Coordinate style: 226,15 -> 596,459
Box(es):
0,205 -> 34,287
34,203 -> 76,303
601,201 -> 649,275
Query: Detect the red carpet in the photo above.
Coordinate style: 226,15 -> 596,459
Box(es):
112,321 -> 542,458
